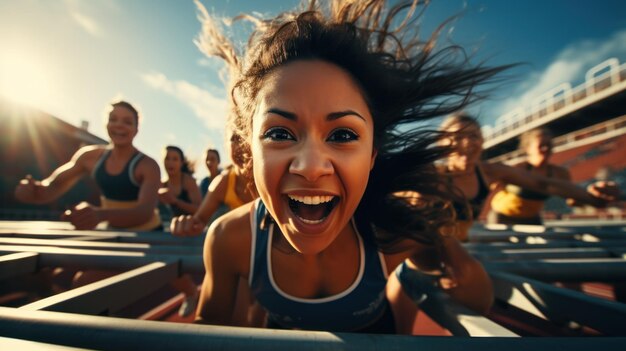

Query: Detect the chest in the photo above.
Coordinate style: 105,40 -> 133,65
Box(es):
93,152 -> 141,182
452,172 -> 481,200
166,181 -> 183,197
270,245 -> 360,299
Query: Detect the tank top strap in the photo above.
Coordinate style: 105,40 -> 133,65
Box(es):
127,152 -> 144,186
91,148 -> 111,179
475,165 -> 489,199
248,198 -> 267,287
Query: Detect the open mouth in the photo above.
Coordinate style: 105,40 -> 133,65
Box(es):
287,195 -> 338,225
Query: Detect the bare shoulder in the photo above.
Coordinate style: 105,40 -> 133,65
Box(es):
205,202 -> 254,274
384,250 -> 412,274
208,170 -> 229,193
219,167 -> 233,177
383,239 -> 431,273
76,144 -> 106,159
73,145 -> 107,171
135,153 -> 160,175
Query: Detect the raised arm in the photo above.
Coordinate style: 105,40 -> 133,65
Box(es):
483,162 -> 613,207
170,171 -> 229,236
195,206 -> 251,325
14,145 -> 97,204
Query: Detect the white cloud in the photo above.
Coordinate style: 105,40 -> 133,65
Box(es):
64,0 -> 105,37
141,72 -> 228,131
493,29 -> 626,119
70,11 -> 103,37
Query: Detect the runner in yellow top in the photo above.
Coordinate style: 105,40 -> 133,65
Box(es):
439,114 -> 619,241
170,133 -> 255,236
489,128 -> 571,225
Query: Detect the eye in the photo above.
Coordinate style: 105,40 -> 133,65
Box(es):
327,128 -> 359,143
262,127 -> 295,141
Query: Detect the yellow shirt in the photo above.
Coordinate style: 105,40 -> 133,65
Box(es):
223,170 -> 245,209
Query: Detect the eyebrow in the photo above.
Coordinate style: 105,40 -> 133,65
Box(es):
266,108 -> 365,122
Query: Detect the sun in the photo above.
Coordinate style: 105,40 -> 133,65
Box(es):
0,48 -> 58,106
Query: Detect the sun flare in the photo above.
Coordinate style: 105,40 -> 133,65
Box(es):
0,48 -> 58,106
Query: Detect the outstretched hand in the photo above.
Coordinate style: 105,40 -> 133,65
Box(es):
61,201 -> 101,230
158,187 -> 177,204
14,175 -> 41,203
587,180 -> 621,206
170,214 -> 206,237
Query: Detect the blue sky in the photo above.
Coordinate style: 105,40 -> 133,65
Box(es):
1,0 -> 625,180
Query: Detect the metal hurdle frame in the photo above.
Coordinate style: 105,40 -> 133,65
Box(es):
1,220 -> 626,350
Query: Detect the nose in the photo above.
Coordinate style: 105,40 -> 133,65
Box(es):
289,139 -> 334,182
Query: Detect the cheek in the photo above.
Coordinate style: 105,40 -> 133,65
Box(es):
252,143 -> 278,194
340,149 -> 374,196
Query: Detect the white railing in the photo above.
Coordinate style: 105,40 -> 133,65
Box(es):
483,58 -> 626,145
487,114 -> 626,165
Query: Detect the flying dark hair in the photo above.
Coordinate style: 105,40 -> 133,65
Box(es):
194,0 -> 512,250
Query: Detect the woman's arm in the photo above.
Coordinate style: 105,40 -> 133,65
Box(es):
483,162 -> 612,207
14,145 -> 98,204
170,171 -> 229,236
195,206 -> 252,325
405,235 -> 493,314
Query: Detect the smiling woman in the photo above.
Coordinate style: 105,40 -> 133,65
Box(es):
14,100 -> 163,232
191,0 -> 509,334
0,48 -> 60,106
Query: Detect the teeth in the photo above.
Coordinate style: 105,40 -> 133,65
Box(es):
288,195 -> 334,205
298,217 -> 324,225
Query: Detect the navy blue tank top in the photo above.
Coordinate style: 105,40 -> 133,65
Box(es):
92,149 -> 144,201
164,178 -> 191,216
249,199 -> 391,332
451,167 -> 490,220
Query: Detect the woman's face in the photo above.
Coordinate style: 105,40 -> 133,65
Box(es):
107,105 -> 138,146
526,133 -> 552,165
164,149 -> 183,176
444,121 -> 483,170
251,60 -> 377,255
205,150 -> 220,173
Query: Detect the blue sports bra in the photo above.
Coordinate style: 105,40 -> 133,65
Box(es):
248,199 -> 390,332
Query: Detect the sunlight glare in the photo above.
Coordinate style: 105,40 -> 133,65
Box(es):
0,48 -> 58,106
